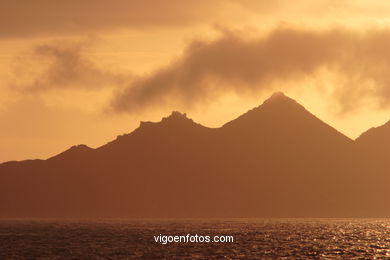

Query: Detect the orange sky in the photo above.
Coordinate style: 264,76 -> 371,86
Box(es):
2,0 -> 390,162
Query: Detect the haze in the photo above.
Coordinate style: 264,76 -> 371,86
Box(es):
2,0 -> 390,162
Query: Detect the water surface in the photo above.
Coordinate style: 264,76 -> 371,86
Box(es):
0,219 -> 389,259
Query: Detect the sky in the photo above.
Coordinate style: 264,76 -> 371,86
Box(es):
2,0 -> 390,162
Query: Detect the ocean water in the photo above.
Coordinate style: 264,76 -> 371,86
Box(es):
0,219 -> 389,259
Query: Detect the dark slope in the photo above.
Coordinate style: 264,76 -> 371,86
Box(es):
356,120 -> 390,168
223,92 -> 351,143
354,121 -> 390,201
356,120 -> 390,153
215,92 -> 360,217
48,144 -> 94,162
0,93 -> 387,218
219,91 -> 353,166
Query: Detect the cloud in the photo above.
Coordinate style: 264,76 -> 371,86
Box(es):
10,41 -> 127,91
4,0 -> 381,38
109,27 -> 390,113
2,0 -> 390,39
0,0 -> 267,38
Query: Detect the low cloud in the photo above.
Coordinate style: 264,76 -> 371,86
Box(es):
109,27 -> 390,113
10,41 -> 127,92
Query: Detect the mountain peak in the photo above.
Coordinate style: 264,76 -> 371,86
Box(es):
68,144 -> 92,151
165,111 -> 188,120
222,92 -> 305,128
269,91 -> 286,99
263,91 -> 297,105
161,111 -> 195,124
136,111 -> 199,132
48,144 -> 93,161
221,92 -> 351,144
59,144 -> 93,155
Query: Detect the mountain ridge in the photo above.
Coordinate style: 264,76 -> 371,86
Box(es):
1,91 -> 356,164
0,92 -> 389,218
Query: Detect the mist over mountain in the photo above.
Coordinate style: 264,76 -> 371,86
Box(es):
0,92 -> 389,218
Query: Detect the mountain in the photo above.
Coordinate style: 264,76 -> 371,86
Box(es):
0,92 -> 388,218
355,120 -> 390,195
48,144 -> 94,161
356,120 -> 390,153
221,92 -> 352,157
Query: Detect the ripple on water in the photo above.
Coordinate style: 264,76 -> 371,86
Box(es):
0,219 -> 389,259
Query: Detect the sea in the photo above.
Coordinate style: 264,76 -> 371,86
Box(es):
0,219 -> 389,259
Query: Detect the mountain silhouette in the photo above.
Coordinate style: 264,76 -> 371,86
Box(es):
356,120 -> 390,153
0,92 -> 389,218
354,120 -> 390,200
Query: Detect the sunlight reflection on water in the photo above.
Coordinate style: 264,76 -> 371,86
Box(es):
0,219 -> 389,259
